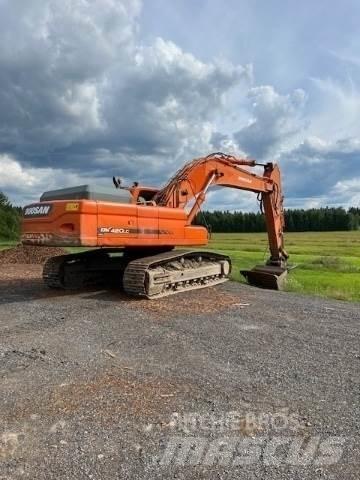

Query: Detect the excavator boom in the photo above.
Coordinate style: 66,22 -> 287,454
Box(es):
153,152 -> 289,290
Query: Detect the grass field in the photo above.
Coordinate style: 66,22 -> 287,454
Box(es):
0,241 -> 17,249
204,231 -> 360,302
1,231 -> 359,302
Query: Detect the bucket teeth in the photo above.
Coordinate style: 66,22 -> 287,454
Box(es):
240,265 -> 288,290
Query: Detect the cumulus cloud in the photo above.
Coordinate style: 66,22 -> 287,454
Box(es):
0,0 -> 250,196
100,38 -> 250,169
0,154 -> 112,205
0,154 -> 38,189
309,77 -> 360,140
209,134 -> 360,211
0,0 -> 141,155
331,178 -> 360,206
233,86 -> 307,159
204,188 -> 260,212
281,136 -> 360,206
0,0 -> 358,211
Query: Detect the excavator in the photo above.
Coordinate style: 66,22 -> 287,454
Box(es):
21,153 -> 289,298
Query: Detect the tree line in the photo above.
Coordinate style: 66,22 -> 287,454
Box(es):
196,207 -> 360,233
0,192 -> 21,240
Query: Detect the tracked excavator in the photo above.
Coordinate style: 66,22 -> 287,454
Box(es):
21,153 -> 289,298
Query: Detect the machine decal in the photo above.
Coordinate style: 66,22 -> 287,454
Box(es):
65,202 -> 80,211
98,227 -> 131,234
98,227 -> 172,235
23,204 -> 53,217
238,176 -> 253,184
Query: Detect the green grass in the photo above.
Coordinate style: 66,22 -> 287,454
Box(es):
203,231 -> 360,303
0,240 -> 17,250
1,232 -> 359,302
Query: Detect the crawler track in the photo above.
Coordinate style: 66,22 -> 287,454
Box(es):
123,250 -> 231,298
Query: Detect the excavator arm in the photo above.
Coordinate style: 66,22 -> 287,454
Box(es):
154,152 -> 289,289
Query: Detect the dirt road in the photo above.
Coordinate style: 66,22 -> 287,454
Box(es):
0,265 -> 359,479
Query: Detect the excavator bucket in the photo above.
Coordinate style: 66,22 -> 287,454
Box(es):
240,265 -> 288,291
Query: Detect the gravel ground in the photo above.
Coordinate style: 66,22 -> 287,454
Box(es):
0,246 -> 67,264
0,265 -> 359,479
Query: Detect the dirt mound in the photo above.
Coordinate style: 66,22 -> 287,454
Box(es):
0,245 -> 67,264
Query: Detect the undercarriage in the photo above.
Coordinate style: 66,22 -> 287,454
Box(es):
42,248 -> 232,299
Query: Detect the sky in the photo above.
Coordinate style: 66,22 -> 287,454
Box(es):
0,0 -> 359,211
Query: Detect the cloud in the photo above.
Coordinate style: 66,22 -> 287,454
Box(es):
331,178 -> 360,207
0,0 -> 358,212
204,188 -> 260,212
0,0 -> 141,155
309,77 -> 360,140
205,135 -> 360,212
281,136 -> 360,206
100,37 -> 250,163
233,86 -> 307,159
0,153 -> 114,205
0,0 -> 250,186
0,0 -> 254,206
0,154 -> 38,189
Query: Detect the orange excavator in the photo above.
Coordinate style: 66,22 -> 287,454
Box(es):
21,153 -> 289,298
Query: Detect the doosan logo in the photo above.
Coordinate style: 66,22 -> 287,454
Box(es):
24,205 -> 52,217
